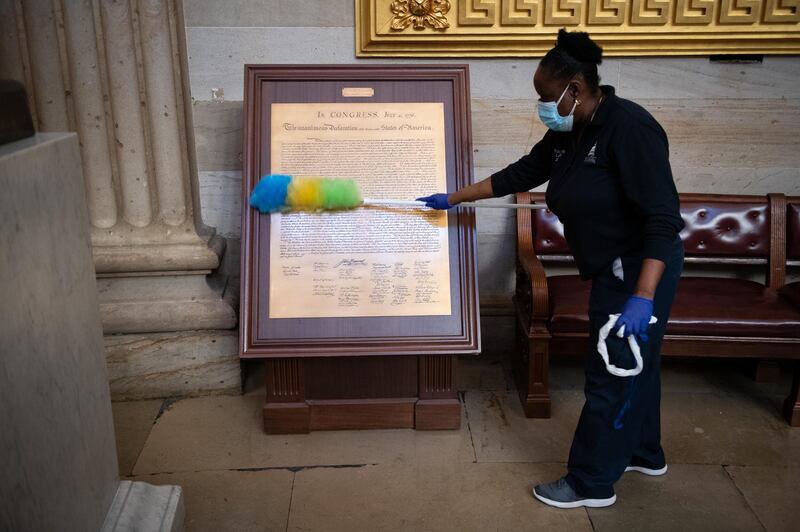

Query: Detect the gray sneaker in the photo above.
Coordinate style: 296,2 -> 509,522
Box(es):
625,464 -> 668,476
532,477 -> 616,509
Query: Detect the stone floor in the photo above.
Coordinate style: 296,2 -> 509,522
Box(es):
112,346 -> 799,532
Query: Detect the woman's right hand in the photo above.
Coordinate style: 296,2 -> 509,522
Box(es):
418,176 -> 495,209
416,193 -> 453,210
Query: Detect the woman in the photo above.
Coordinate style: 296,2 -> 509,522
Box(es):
418,30 -> 685,509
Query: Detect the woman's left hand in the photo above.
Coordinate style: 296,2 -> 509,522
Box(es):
613,295 -> 654,342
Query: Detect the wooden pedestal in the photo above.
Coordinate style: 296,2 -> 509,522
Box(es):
263,355 -> 461,433
241,66 -> 479,434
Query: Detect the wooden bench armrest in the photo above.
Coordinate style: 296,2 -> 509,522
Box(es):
768,193 -> 787,290
515,192 -> 550,324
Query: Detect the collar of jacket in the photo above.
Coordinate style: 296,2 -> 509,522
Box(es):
588,85 -> 616,126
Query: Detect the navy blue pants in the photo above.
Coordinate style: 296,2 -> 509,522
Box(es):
566,238 -> 684,499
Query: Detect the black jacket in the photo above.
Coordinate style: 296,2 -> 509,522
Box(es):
490,86 -> 684,280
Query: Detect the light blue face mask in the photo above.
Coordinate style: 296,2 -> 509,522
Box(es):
537,84 -> 577,132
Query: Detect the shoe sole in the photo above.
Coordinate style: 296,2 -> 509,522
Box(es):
532,488 -> 616,509
625,464 -> 668,476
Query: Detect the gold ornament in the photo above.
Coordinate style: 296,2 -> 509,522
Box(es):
390,0 -> 451,30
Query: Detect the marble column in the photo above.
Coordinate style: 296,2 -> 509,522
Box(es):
1,0 -> 238,399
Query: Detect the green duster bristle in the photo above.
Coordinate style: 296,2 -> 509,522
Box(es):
318,178 -> 362,210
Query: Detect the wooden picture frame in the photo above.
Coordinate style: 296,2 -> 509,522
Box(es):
239,65 -> 480,432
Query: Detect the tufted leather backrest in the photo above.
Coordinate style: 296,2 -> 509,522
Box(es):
532,206 -> 569,255
529,192 -> 772,259
788,201 -> 800,260
678,197 -> 769,257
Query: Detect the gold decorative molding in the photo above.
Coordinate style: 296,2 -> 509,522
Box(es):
356,0 -> 800,56
390,0 -> 452,29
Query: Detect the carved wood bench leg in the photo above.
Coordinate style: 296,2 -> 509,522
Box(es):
783,363 -> 800,427
512,321 -> 551,418
523,337 -> 551,418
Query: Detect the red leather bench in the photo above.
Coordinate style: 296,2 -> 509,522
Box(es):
513,192 -> 800,426
780,199 -> 800,308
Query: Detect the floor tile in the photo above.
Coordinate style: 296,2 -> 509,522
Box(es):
534,356 -> 790,396
466,390 -> 583,463
111,399 -> 163,476
134,470 -> 293,532
122,357 -> 800,531
660,358 -> 791,396
726,465 -> 800,532
548,357 -> 586,391
588,464 -> 764,532
288,462 -> 593,532
457,351 -> 508,392
133,395 -> 261,475
660,391 -> 800,467
478,316 -> 516,358
133,394 -> 476,475
248,403 -> 476,469
467,381 -> 800,468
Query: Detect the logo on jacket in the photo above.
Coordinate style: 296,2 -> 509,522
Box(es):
553,148 -> 566,163
584,142 -> 597,164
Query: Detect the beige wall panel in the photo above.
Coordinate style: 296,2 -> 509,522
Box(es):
185,28 -> 799,102
184,27 -> 622,101
475,159 -> 800,196
471,98 -> 544,150
465,59 -> 620,100
199,171 -> 242,239
477,233 -> 516,298
474,197 -> 516,235
672,167 -> 800,195
471,98 -> 800,147
192,97 -> 800,194
668,142 -> 799,170
186,0 -> 792,62
185,27 -> 356,101
618,58 -> 800,100
183,0 -> 354,27
473,146 -> 530,171
193,101 -> 243,171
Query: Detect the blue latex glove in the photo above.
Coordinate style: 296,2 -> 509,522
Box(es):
416,193 -> 452,210
613,295 -> 654,343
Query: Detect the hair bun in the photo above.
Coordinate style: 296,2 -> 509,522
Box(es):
556,29 -> 603,66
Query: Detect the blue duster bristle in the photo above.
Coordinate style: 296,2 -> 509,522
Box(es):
250,174 -> 292,213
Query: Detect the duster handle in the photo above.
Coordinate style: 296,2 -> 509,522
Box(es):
361,198 -> 548,210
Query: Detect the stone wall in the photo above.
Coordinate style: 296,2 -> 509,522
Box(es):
184,1 -> 800,310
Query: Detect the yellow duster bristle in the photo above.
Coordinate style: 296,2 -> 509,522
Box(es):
286,177 -> 324,209
285,176 -> 363,211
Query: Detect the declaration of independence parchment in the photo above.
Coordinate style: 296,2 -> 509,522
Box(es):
268,102 -> 451,319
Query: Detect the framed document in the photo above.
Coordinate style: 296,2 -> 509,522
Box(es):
240,65 -> 479,433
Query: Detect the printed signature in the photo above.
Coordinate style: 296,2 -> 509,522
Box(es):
334,259 -> 367,268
